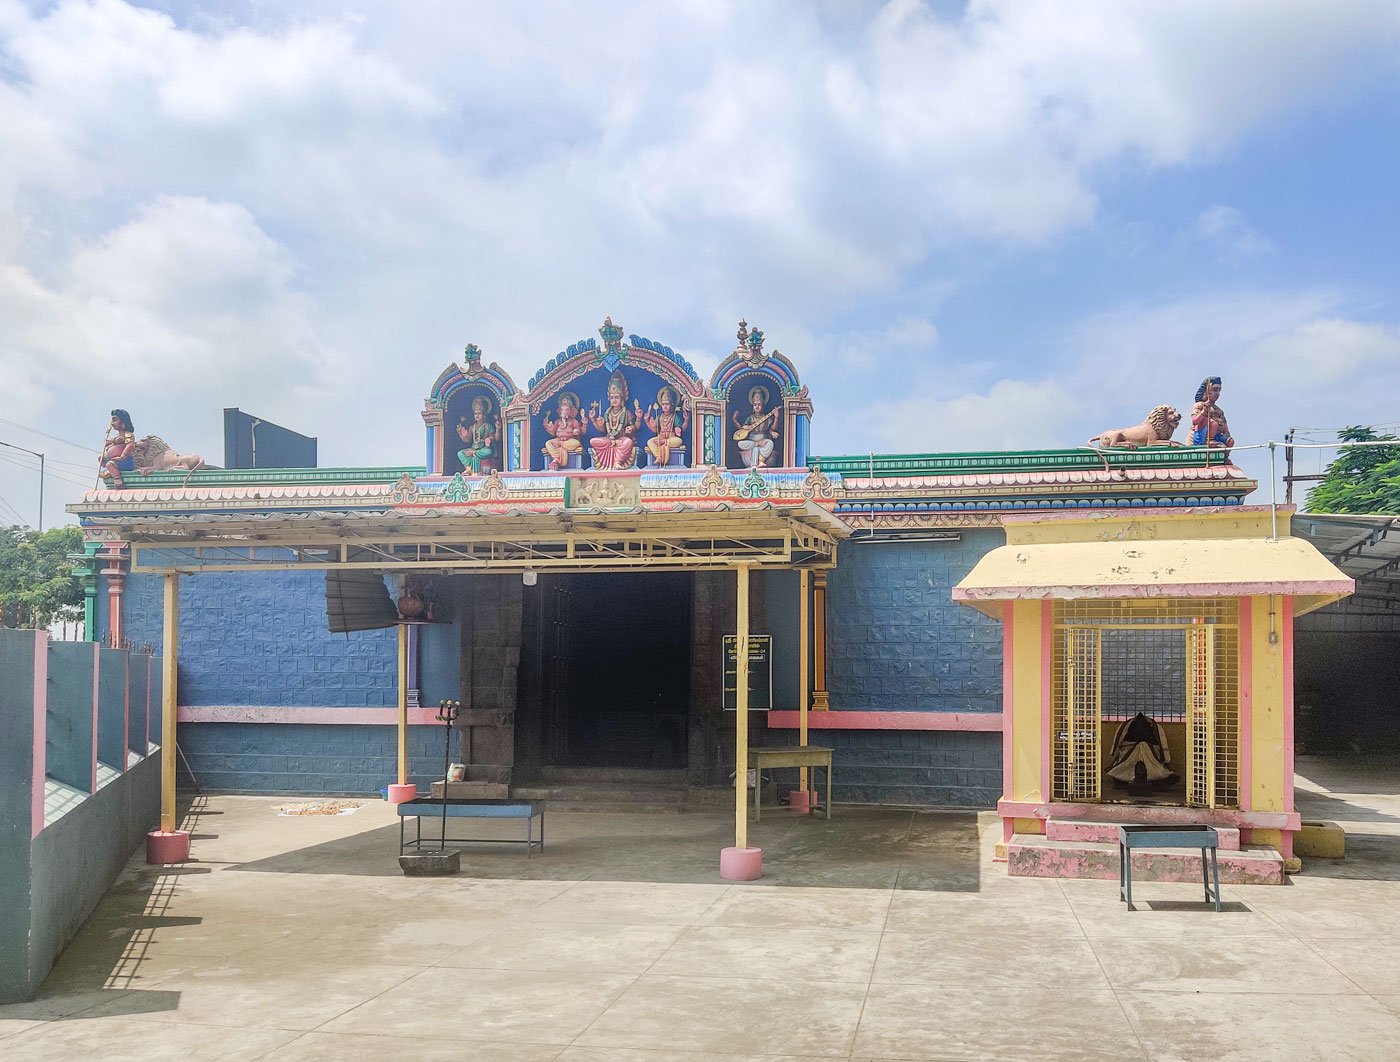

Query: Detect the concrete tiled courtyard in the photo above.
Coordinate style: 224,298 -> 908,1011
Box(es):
2,754 -> 1398,1061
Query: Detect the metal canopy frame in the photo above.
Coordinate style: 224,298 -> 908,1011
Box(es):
90,504 -> 845,574
1292,514 -> 1400,614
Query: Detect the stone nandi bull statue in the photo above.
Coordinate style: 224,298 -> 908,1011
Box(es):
1087,405 -> 1182,450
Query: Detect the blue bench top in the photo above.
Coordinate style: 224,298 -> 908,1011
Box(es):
1117,824 -> 1218,849
397,799 -> 544,818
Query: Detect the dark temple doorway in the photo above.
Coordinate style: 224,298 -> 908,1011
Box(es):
528,571 -> 692,769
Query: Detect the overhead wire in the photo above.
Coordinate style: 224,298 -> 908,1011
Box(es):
0,491 -> 30,526
0,417 -> 95,453
0,450 -> 97,489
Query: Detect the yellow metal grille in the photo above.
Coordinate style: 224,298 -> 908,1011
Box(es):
1052,598 -> 1239,809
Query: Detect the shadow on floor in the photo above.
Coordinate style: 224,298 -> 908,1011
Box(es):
224,806 -> 988,891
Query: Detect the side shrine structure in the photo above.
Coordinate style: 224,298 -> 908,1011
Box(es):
68,318 -> 1352,881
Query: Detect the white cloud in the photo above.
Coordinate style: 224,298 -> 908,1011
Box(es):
1,0 -> 1398,528
1194,206 -> 1275,258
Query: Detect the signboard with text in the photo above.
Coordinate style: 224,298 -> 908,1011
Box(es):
722,634 -> 772,711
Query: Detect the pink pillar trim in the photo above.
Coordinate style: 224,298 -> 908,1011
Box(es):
1039,600 -> 1053,803
33,631 -> 48,838
1001,602 -> 1014,802
90,641 -> 100,792
1238,597 -> 1253,811
1283,596 -> 1295,813
122,652 -> 130,773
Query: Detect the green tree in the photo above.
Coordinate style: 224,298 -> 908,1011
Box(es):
0,525 -> 85,628
1306,426 -> 1400,514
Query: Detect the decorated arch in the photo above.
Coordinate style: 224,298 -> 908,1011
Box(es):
708,321 -> 813,470
521,317 -> 711,471
421,344 -> 520,475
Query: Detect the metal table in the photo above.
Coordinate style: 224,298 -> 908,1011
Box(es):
1118,824 -> 1220,911
746,746 -> 833,821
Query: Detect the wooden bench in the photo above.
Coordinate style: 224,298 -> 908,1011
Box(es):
1118,824 -> 1220,911
397,798 -> 545,857
747,746 -> 833,822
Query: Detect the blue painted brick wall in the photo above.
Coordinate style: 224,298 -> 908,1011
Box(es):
826,531 -> 1003,713
177,722 -> 445,795
768,729 -> 1000,808
115,571 -> 396,708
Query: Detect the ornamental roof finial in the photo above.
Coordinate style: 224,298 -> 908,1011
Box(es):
599,316 -> 624,353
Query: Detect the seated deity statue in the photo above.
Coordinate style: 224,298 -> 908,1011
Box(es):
643,386 -> 689,467
542,391 -> 585,469
99,409 -> 137,489
1190,375 -> 1233,451
1106,713 -> 1178,792
587,370 -> 638,471
732,385 -> 779,468
456,397 -> 499,474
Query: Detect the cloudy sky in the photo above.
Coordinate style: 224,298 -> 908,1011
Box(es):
3,0 -> 1400,529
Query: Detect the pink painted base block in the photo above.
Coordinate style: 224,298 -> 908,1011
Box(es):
720,846 -> 763,881
387,783 -> 418,804
788,790 -> 812,814
146,830 -> 191,864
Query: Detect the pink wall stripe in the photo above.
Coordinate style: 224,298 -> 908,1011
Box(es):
1002,602 -> 1015,802
1039,600 -> 1052,803
33,631 -> 48,838
1283,596 -> 1295,813
765,710 -> 1002,732
1238,597 -> 1253,811
178,705 -> 443,725
90,642 -> 100,792
121,653 -> 130,773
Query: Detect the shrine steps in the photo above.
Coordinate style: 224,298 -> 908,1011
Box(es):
1006,834 -> 1286,885
1045,818 -> 1241,850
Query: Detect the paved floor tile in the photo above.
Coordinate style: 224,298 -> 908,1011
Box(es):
697,886 -> 892,932
854,983 -> 1142,1061
439,920 -> 686,974
650,924 -> 883,983
1090,934 -> 1360,994
79,960 -> 420,1031
1119,989 -> 1400,1061
576,974 -> 866,1056
263,1030 -> 561,1061
874,926 -> 1109,987
0,1017 -> 299,1061
319,965 -> 637,1044
531,880 -> 731,925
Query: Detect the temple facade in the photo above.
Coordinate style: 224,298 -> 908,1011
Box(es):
71,317 -> 1344,878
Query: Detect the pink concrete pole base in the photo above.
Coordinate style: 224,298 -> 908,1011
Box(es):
146,830 -> 191,864
387,783 -> 418,804
720,846 -> 763,881
788,790 -> 812,814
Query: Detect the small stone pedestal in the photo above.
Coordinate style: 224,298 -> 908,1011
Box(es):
386,783 -> 417,804
720,846 -> 763,881
788,790 -> 812,814
399,850 -> 460,876
146,830 -> 191,864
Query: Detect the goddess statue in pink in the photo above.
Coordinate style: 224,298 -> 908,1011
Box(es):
542,391 -> 585,469
732,385 -> 780,468
643,386 -> 689,467
587,371 -> 639,470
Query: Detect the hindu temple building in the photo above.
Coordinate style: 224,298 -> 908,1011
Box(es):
66,317 -> 1352,881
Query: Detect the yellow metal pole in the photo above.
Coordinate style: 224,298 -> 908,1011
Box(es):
735,564 -> 750,850
798,568 -> 810,795
160,573 -> 178,835
396,621 -> 409,786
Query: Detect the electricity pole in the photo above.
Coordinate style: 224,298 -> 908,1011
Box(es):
0,440 -> 44,530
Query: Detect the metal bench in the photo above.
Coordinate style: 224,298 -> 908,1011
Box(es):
397,798 -> 545,857
1118,824 -> 1220,911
